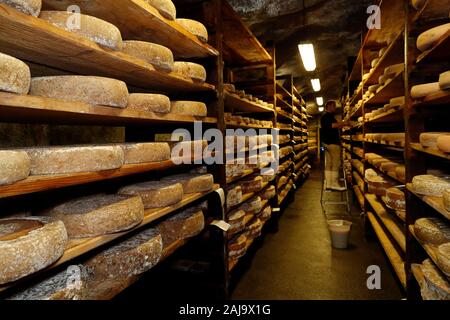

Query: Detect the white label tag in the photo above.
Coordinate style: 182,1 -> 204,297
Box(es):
293,184 -> 297,190
211,220 -> 231,231
273,208 -> 281,212
214,188 -> 225,207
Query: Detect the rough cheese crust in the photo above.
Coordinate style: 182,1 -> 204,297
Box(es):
444,189 -> 450,212
30,76 -> 129,108
416,23 -> 450,52
44,194 -> 144,239
411,82 -> 441,99
161,173 -> 214,194
0,217 -> 68,285
414,217 -> 450,245
23,145 -> 124,175
229,233 -> 247,253
226,185 -> 243,207
384,187 -> 406,211
173,62 -> 207,82
436,243 -> 450,278
118,181 -> 183,209
439,71 -> 450,90
0,52 -> 31,95
437,135 -> 450,153
420,259 -> 450,300
170,101 -> 207,117
157,208 -> 204,246
39,11 -> 123,50
0,150 -> 31,186
240,196 -> 262,214
412,175 -> 450,197
127,93 -> 171,114
122,41 -> 174,72
176,19 -> 208,42
227,209 -> 245,236
420,132 -> 450,148
0,0 -> 41,16
120,143 -> 170,164
258,206 -> 272,222
143,0 -> 176,20
261,185 -> 276,200
239,176 -> 263,194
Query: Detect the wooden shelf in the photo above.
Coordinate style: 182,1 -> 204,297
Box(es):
413,90 -> 450,107
276,83 -> 292,98
410,143 -> 450,161
365,72 -> 405,105
276,98 -> 292,110
416,30 -> 450,65
365,139 -> 405,149
41,0 -> 218,59
366,107 -> 404,124
277,110 -> 293,121
366,194 -> 406,252
353,185 -> 365,209
365,161 -> 405,185
406,184 -> 450,221
224,92 -> 274,113
227,182 -> 270,211
225,122 -> 273,130
0,4 -> 214,93
0,185 -> 219,293
0,93 -> 217,126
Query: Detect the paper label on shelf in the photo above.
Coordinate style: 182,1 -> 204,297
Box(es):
211,220 -> 230,231
214,188 -> 225,206
273,208 -> 281,212
293,184 -> 297,190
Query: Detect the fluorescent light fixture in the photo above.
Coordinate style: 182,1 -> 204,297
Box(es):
316,97 -> 324,106
318,106 -> 324,112
298,43 -> 317,72
311,78 -> 321,92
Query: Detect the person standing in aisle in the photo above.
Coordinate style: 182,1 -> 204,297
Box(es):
320,100 -> 349,191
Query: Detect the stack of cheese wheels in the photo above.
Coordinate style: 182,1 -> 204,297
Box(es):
22,145 -> 124,175
437,243 -> 450,279
247,218 -> 263,239
127,93 -> 171,113
1,0 -> 42,16
261,168 -> 276,182
0,150 -> 31,186
118,180 -> 184,209
261,185 -> 276,200
367,175 -> 395,197
384,63 -> 404,79
437,135 -> 450,153
411,82 -> 442,100
229,233 -> 247,261
258,206 -> 272,222
444,189 -> 450,212
177,19 -> 208,43
226,185 -> 243,207
439,70 -> 450,90
30,76 -> 129,108
143,0 -> 176,20
238,175 -> 263,194
0,52 -> 31,94
419,259 -> 450,300
412,175 -> 450,197
225,160 -> 246,178
120,143 -> 170,164
365,153 -> 383,164
383,132 -> 405,144
43,194 -> 144,238
157,207 -> 204,246
417,23 -> 450,52
365,169 -> 378,180
420,132 -> 450,149
0,217 -> 68,285
122,41 -> 174,72
240,196 -> 262,215
173,62 -> 207,82
162,173 -> 214,194
384,187 -> 406,211
227,209 -> 245,237
39,11 -> 123,50
170,101 -> 207,117
414,217 -> 450,245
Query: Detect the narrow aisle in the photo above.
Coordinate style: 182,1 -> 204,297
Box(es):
231,169 -> 404,300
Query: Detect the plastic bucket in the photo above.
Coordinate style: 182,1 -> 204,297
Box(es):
328,220 -> 352,249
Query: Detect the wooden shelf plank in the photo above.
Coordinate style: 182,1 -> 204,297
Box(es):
225,122 -> 273,130
41,0 -> 218,59
224,92 -> 274,113
365,107 -> 404,124
416,30 -> 450,65
364,139 -> 405,149
353,185 -> 365,209
411,143 -> 450,161
0,4 -> 214,93
367,212 -> 407,289
406,184 -> 450,221
0,92 -> 217,126
0,185 -> 219,292
365,71 -> 405,105
414,90 -> 450,107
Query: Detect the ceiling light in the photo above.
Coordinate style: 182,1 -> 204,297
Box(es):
311,79 -> 321,92
298,43 -> 317,72
318,106 -> 324,112
316,97 -> 324,106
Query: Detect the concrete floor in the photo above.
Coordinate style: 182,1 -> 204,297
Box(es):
231,169 -> 405,300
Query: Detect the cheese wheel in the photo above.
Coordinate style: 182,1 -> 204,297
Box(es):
261,185 -> 276,200
39,11 -> 123,50
420,259 -> 450,300
439,71 -> 450,90
173,62 -> 207,82
161,173 -> 214,193
127,93 -> 170,113
157,207 -> 204,246
380,161 -> 400,172
23,145 -> 124,175
379,47 -> 387,58
0,52 -> 31,94
372,158 -> 390,169
384,63 -> 404,78
170,101 -> 207,117
414,217 -> 450,245
417,23 -> 450,52
444,189 -> 450,212
390,96 -> 405,107
229,233 -> 247,254
371,58 -> 380,68
436,243 -> 450,278
0,0 -> 41,16
365,169 -> 378,180
30,76 -> 129,108
411,82 -> 442,100
379,74 -> 387,86
383,133 -> 405,143
0,150 -> 30,186
261,168 -> 276,182
228,209 -> 245,236
122,41 -> 174,72
437,135 -> 450,153
367,176 -> 394,196
44,194 -> 144,238
412,175 -> 450,197
120,143 -> 170,164
239,175 -> 263,194
368,84 -> 380,93
247,218 -> 263,239
118,181 -> 183,209
384,187 -> 406,211
258,206 -> 272,222
240,196 -> 262,214
420,132 -> 450,148
395,165 -> 406,181
176,19 -> 208,42
365,153 -> 382,162
143,0 -> 176,20
0,217 -> 68,284
226,185 -> 243,207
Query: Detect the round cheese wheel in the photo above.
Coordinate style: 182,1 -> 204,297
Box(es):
247,218 -> 263,239
120,143 -> 170,164
229,233 -> 246,254
368,84 -> 380,93
122,41 -> 174,72
412,175 -> 450,197
367,176 -> 394,196
371,58 -> 380,68
173,62 -> 207,82
372,158 -> 390,169
384,63 -> 404,78
365,169 -> 378,180
261,185 -> 276,200
390,96 -> 405,107
420,132 -> 450,148
437,243 -> 450,278
227,209 -> 245,236
170,101 -> 207,117
143,0 -> 176,20
39,11 -> 123,50
411,82 -> 441,100
239,176 -> 263,194
240,196 -> 262,214
395,166 -> 406,181
30,76 -> 129,108
0,52 -> 31,94
226,185 -> 243,207
437,135 -> 450,153
439,70 -> 450,90
420,259 -> 450,300
44,194 -> 144,238
127,93 -> 170,113
0,217 -> 68,284
365,153 -> 382,162
380,161 -> 400,172
157,207 -> 204,245
0,0 -> 41,16
118,181 -> 183,209
444,189 -> 450,212
0,150 -> 30,186
414,217 -> 450,245
176,19 -> 208,42
417,23 -> 450,52
258,206 -> 272,222
384,187 -> 406,211
161,173 -> 214,193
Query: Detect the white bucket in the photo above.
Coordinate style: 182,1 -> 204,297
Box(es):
328,220 -> 352,249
